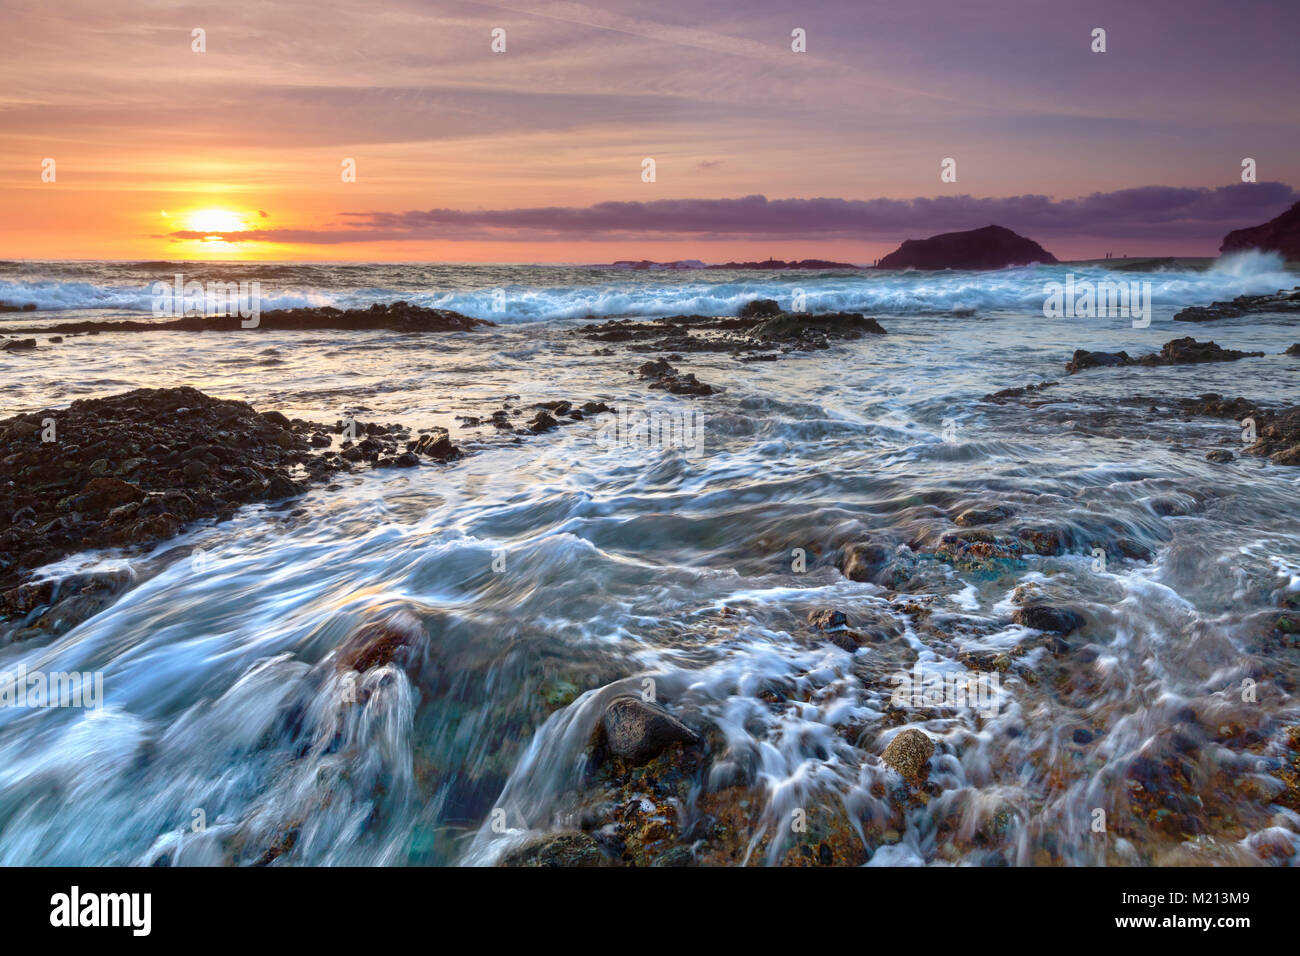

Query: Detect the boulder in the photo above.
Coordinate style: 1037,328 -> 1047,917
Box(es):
881,728 -> 934,780
600,695 -> 700,765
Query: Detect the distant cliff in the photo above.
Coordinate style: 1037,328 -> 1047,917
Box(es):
877,224 -> 1058,270
1220,200 -> 1300,262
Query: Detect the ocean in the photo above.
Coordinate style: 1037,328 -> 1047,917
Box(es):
1,253 -> 1298,865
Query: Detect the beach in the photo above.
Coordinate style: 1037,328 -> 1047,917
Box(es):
1,256 -> 1299,866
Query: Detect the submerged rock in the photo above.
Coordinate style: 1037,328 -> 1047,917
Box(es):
954,505 -> 1014,526
600,695 -> 700,765
636,358 -> 715,396
499,831 -> 605,867
1012,604 -> 1085,635
839,540 -> 892,582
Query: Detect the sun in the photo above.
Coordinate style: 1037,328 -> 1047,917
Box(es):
185,208 -> 248,236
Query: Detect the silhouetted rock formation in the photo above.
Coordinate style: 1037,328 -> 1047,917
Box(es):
1221,200 -> 1300,262
877,224 -> 1058,270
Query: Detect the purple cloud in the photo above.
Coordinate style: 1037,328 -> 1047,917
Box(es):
169,183 -> 1298,244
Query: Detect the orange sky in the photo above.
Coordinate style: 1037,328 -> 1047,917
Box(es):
3,0 -> 1298,263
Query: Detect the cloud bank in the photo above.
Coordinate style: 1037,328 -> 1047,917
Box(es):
168,183 -> 1298,245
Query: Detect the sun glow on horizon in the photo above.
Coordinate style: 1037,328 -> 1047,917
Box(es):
184,208 -> 249,236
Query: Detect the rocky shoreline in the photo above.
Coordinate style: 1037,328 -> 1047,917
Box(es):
0,301 -> 494,336
0,384 -> 617,642
1174,286 -> 1300,323
574,297 -> 886,358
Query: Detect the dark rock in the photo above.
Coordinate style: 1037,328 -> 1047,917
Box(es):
528,411 -> 559,432
1066,338 -> 1263,374
0,301 -> 497,336
1012,604 -> 1085,635
637,359 -> 716,397
840,541 -> 891,582
410,430 -> 459,461
954,505 -> 1013,526
1,338 -> 37,351
737,298 -> 782,320
877,224 -> 1057,271
499,831 -> 605,867
1220,199 -> 1300,262
1206,449 -> 1235,463
881,728 -> 934,780
808,608 -> 849,630
600,695 -> 700,765
1066,349 -> 1132,373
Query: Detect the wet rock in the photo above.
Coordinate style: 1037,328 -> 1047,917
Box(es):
1066,349 -> 1132,373
840,540 -> 891,582
637,359 -> 715,397
574,305 -> 885,359
1066,338 -> 1263,374
1206,448 -> 1235,463
600,695 -> 700,765
499,831 -> 605,867
1219,200 -> 1300,262
0,387 -> 378,611
1,338 -> 37,351
1,301 -> 497,336
1173,287 -> 1300,322
336,614 -> 422,672
528,410 -> 559,432
74,477 -> 145,512
1177,394 -> 1300,466
737,298 -> 782,320
1015,526 -> 1065,556
410,430 -> 459,461
983,380 -> 1059,403
881,728 -> 935,781
650,845 -> 695,867
808,608 -> 849,630
1012,604 -> 1085,635
954,505 -> 1013,526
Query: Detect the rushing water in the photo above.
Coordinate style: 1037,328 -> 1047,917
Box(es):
1,254 -> 1298,865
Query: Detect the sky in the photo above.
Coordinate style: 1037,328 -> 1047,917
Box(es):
1,0 -> 1298,263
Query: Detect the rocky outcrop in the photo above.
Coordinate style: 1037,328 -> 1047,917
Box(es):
1066,337 -> 1264,373
574,303 -> 886,358
1174,287 -> 1300,322
1180,394 -> 1300,467
1012,605 -> 1085,635
877,224 -> 1057,271
637,358 -> 716,396
1220,200 -> 1300,262
1,301 -> 495,336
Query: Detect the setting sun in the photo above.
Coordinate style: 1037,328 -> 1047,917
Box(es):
185,208 -> 247,235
